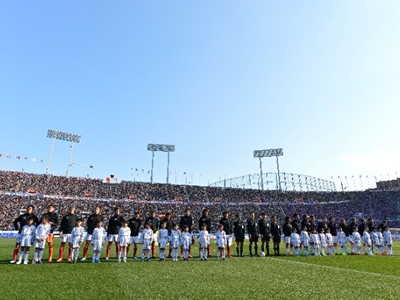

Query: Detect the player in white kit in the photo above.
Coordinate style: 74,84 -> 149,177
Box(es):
319,228 -> 327,256
337,226 -> 347,255
362,227 -> 373,255
383,226 -> 393,255
290,227 -> 301,257
180,225 -> 192,261
198,224 -> 210,261
215,224 -> 227,261
351,227 -> 362,255
376,227 -> 384,255
117,220 -> 131,262
325,228 -> 334,255
91,220 -> 107,263
141,222 -> 154,262
300,225 -> 310,256
170,224 -> 181,262
309,228 -> 320,256
16,217 -> 36,265
69,218 -> 85,263
33,217 -> 51,264
158,221 -> 169,262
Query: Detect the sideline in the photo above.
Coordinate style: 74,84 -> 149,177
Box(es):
268,256 -> 400,280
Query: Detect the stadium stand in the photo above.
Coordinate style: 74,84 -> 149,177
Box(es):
1,170 -> 399,230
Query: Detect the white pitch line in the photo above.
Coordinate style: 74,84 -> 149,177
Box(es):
268,257 -> 400,280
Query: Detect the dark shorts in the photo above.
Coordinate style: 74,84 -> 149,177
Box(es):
272,236 -> 281,243
235,236 -> 245,243
260,233 -> 270,242
249,234 -> 258,243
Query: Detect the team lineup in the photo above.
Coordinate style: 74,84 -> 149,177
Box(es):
9,204 -> 394,265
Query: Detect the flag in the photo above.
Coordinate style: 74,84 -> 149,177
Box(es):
32,158 -> 36,162
16,156 -> 20,160
89,165 -> 94,168
0,154 -> 2,157
24,157 -> 28,160
7,155 -> 11,159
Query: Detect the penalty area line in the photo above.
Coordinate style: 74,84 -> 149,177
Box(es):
267,257 -> 400,280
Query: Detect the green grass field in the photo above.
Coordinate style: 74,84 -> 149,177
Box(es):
1,239 -> 400,299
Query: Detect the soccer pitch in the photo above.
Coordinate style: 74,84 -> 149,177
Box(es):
1,239 -> 400,299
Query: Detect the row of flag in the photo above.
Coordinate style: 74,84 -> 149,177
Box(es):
0,154 -> 43,162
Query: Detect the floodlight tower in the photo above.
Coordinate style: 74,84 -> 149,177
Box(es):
147,144 -> 175,184
253,148 -> 284,191
46,129 -> 81,176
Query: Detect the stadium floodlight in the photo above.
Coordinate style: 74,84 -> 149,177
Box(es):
147,143 -> 175,184
46,129 -> 81,177
253,148 -> 283,191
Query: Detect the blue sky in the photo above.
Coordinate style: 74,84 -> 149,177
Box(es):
1,1 -> 400,189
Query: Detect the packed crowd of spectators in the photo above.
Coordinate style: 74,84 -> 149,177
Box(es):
1,170 -> 399,230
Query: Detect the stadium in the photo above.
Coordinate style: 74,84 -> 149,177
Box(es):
3,1 -> 400,299
1,168 -> 400,298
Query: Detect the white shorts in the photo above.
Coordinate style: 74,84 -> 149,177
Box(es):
301,239 -> 309,246
85,234 -> 93,241
142,240 -> 151,250
291,241 -> 300,247
216,239 -> 225,248
34,239 -> 46,249
225,236 -> 232,246
61,234 -> 71,243
198,239 -> 209,248
20,236 -> 33,247
69,238 -> 83,249
158,238 -> 168,249
130,236 -> 140,244
91,241 -> 103,251
171,239 -> 180,249
108,234 -> 118,242
118,237 -> 130,247
284,236 -> 291,244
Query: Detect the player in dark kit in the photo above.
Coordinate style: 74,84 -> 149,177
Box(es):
327,216 -> 337,252
291,214 -> 301,234
145,211 -> 159,258
160,212 -> 175,258
220,211 -> 233,258
10,205 -> 40,263
258,212 -> 271,256
179,209 -> 193,258
82,206 -> 103,261
270,215 -> 282,256
282,216 -> 293,256
233,214 -> 245,257
199,209 -> 212,257
41,204 -> 59,262
247,212 -> 259,257
56,206 -> 77,262
105,207 -> 125,260
127,211 -> 142,259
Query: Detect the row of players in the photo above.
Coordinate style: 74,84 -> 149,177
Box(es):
9,204 -> 394,264
9,214 -> 231,264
